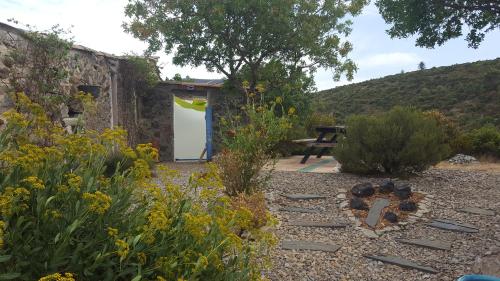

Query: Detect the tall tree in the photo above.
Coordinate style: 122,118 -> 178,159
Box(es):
418,61 -> 426,70
124,0 -> 368,93
376,0 -> 500,48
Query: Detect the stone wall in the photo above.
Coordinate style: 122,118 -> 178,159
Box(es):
0,22 -> 240,162
139,82 -> 236,162
0,22 -> 139,145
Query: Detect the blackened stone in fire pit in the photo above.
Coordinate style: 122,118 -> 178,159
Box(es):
384,212 -> 398,223
350,197 -> 369,210
379,179 -> 395,194
351,183 -> 375,197
394,184 -> 412,199
399,200 -> 417,212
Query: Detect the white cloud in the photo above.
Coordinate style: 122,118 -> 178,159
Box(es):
358,52 -> 421,68
0,0 -> 223,80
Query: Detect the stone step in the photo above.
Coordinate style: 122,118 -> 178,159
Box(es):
364,255 -> 438,274
457,207 -> 495,216
279,206 -> 322,213
289,220 -> 348,228
365,198 -> 390,228
427,219 -> 479,233
433,218 -> 478,229
281,240 -> 341,253
396,238 -> 452,251
282,193 -> 327,200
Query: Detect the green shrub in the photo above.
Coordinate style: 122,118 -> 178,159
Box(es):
215,86 -> 292,195
422,110 -> 460,156
0,93 -> 275,280
335,107 -> 449,175
304,112 -> 336,137
463,125 -> 500,157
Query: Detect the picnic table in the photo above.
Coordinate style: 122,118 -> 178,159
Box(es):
292,126 -> 346,164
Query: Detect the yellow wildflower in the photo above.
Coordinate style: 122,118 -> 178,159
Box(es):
121,147 -> 137,159
196,255 -> 208,270
136,143 -> 159,161
0,220 -> 6,249
137,252 -> 147,265
45,210 -> 62,219
132,159 -> 152,178
255,83 -> 266,93
147,208 -> 170,231
82,191 -> 112,214
21,176 -> 45,190
115,239 -> 129,258
57,184 -> 69,193
183,213 -> 211,240
0,187 -> 30,217
38,272 -> 75,281
1,109 -> 29,128
66,173 -> 82,192
288,107 -> 296,116
275,96 -> 283,104
107,227 -> 118,238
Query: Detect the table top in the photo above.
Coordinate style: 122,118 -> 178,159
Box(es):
315,126 -> 346,133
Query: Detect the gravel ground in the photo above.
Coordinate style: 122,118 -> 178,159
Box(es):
264,169 -> 500,281
165,163 -> 500,280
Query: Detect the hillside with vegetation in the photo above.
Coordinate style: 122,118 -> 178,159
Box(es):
313,58 -> 500,129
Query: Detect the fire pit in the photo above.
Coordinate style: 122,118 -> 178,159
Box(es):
338,180 -> 432,237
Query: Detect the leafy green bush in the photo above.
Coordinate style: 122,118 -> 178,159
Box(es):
334,107 -> 449,175
461,125 -> 500,158
304,112 -> 336,137
216,87 -> 292,195
422,110 -> 460,156
0,93 -> 275,280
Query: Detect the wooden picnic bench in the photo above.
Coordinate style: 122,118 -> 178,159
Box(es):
292,126 -> 346,164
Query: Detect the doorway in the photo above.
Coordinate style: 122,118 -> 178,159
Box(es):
173,96 -> 207,161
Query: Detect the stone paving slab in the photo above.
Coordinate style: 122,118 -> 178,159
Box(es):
281,240 -> 341,253
365,198 -> 390,228
433,218 -> 479,230
396,238 -> 452,251
427,220 -> 479,233
458,207 -> 495,216
364,255 -> 439,274
279,206 -> 322,213
289,220 -> 348,228
282,193 -> 327,200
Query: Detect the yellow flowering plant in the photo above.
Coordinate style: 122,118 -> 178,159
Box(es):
216,84 -> 293,195
0,94 -> 275,280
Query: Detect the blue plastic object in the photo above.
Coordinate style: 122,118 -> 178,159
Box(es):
457,275 -> 500,281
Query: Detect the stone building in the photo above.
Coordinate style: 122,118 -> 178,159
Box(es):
0,22 -> 235,161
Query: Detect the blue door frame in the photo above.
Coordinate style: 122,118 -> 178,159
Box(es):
205,105 -> 213,161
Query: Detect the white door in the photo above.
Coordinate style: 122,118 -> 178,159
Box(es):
173,96 -> 207,160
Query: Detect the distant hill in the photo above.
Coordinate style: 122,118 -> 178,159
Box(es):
313,58 -> 500,129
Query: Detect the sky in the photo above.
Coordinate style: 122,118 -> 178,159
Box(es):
1,0 -> 499,91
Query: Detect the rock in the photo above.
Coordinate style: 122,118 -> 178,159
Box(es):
448,154 -> 478,164
394,184 -> 412,199
359,227 -> 379,238
350,197 -> 369,210
384,211 -> 398,223
336,193 -> 346,199
379,179 -> 394,194
399,200 -> 417,211
351,182 -> 375,197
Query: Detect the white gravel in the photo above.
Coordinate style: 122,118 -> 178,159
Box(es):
264,169 -> 500,281
164,163 -> 500,280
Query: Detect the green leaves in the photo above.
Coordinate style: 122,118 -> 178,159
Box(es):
375,0 -> 500,48
124,0 -> 369,85
0,273 -> 21,280
335,107 -> 450,175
